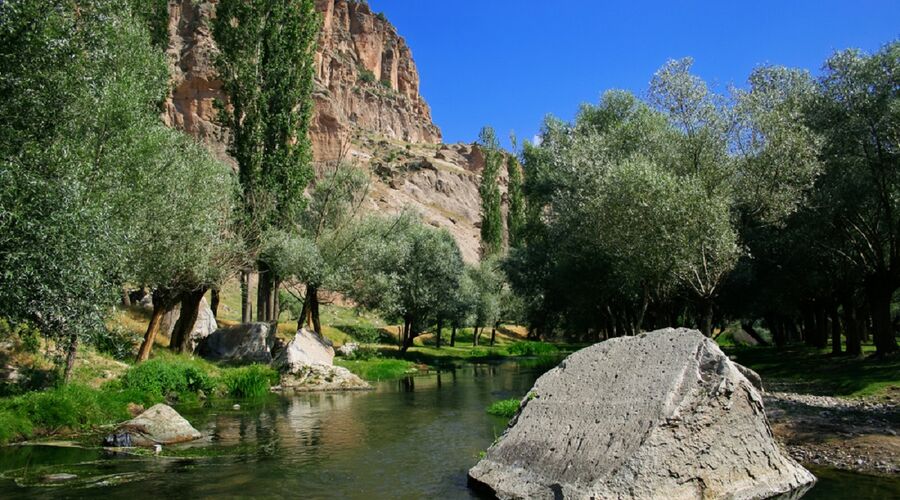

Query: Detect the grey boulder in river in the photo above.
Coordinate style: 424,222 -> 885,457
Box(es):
468,328 -> 815,499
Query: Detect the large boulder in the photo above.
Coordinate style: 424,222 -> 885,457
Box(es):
273,329 -> 371,392
468,328 -> 815,499
103,404 -> 201,447
159,297 -> 217,352
273,329 -> 335,371
198,322 -> 274,364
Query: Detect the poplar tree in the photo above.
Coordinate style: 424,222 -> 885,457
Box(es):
213,0 -> 320,323
478,126 -> 504,258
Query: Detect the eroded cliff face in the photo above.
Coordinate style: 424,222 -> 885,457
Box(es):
162,0 -> 500,262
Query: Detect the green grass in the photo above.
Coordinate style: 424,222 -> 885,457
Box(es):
486,398 -> 520,418
334,358 -> 418,381
220,365 -> 279,398
727,344 -> 900,398
503,341 -> 559,356
0,354 -> 283,444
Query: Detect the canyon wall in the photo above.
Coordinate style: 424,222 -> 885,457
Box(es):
162,0 -> 501,262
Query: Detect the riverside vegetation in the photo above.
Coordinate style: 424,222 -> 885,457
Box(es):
0,0 -> 898,496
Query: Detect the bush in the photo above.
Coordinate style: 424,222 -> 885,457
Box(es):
486,398 -> 520,418
358,67 -> 376,84
220,365 -> 278,398
0,384 -> 132,439
93,325 -> 141,360
0,318 -> 41,354
118,359 -> 215,402
0,409 -> 33,443
342,344 -> 380,361
504,341 -> 558,357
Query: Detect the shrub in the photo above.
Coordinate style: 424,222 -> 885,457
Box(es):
220,365 -> 278,398
0,409 -> 33,443
93,325 -> 141,360
358,67 -> 376,84
118,359 -> 215,402
486,398 -> 520,418
504,341 -> 558,357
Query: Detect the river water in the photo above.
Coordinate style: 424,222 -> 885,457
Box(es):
0,361 -> 896,498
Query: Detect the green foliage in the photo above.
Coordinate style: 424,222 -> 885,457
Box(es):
0,0 -> 171,364
334,358 -> 417,381
220,365 -> 278,398
503,341 -> 558,357
214,0 -> 320,234
478,127 -> 504,258
0,319 -> 40,354
93,325 -> 142,361
127,0 -> 170,49
358,67 -> 377,84
506,156 -> 526,248
118,359 -> 215,402
486,398 -> 520,418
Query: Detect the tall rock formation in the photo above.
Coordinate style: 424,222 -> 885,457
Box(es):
162,0 -> 502,262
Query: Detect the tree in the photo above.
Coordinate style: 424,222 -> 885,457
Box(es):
213,0 -> 320,323
805,42 -> 900,355
506,155 -> 526,249
349,217 -> 464,352
0,0 -> 174,380
478,126 -> 504,258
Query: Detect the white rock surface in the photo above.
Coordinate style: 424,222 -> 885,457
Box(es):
274,329 -> 335,372
468,328 -> 816,499
105,404 -> 201,447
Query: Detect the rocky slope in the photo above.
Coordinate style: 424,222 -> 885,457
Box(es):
162,0 -> 497,261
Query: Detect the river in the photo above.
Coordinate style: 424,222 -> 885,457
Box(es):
0,361 -> 896,498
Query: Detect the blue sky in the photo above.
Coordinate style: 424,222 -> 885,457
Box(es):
367,0 -> 899,150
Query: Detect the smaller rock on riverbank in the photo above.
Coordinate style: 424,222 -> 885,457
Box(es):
274,329 -> 371,392
103,404 -> 201,447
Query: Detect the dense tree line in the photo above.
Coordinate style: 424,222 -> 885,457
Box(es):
507,44 -> 899,356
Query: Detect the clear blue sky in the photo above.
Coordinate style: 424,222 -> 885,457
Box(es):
367,0 -> 899,149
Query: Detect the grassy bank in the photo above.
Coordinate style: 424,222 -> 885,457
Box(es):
727,344 -> 899,398
0,354 -> 278,445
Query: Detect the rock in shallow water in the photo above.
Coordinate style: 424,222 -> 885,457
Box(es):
103,404 -> 201,447
468,328 -> 816,499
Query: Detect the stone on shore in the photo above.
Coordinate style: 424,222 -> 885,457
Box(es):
274,329 -> 370,392
198,322 -> 274,364
103,404 -> 201,447
468,328 -> 816,499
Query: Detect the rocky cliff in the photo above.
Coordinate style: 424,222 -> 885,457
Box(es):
162,0 -> 501,262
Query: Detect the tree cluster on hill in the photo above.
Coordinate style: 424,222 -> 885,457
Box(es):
507,43 -> 899,356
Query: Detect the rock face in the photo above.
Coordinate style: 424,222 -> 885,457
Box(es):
104,404 -> 201,447
198,323 -> 275,364
159,297 -> 218,352
273,329 -> 336,371
468,328 -> 816,500
163,0 -> 439,163
162,1 -> 507,263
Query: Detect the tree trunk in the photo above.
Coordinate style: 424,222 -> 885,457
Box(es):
272,280 -> 280,323
741,320 -> 769,346
866,278 -> 898,356
63,333 -> 78,383
210,288 -> 220,319
436,318 -> 443,349
240,271 -> 251,323
136,290 -> 171,363
490,324 -> 497,346
170,287 -> 207,354
400,317 -> 414,353
122,289 -> 131,307
843,298 -> 861,357
257,265 -> 270,322
634,288 -> 649,333
814,304 -> 829,349
829,303 -> 842,355
450,325 -> 457,346
473,326 -> 480,346
699,300 -> 714,337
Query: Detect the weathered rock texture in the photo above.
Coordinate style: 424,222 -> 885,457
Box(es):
468,328 -> 816,500
162,1 -> 506,262
274,329 -> 371,392
274,329 -> 336,370
198,323 -> 275,364
104,404 -> 201,447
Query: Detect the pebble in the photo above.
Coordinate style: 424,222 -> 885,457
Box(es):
42,473 -> 77,482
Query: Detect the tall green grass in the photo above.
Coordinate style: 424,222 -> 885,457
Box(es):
486,398 -> 520,418
220,365 -> 278,398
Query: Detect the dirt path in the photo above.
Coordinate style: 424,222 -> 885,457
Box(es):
765,391 -> 899,475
